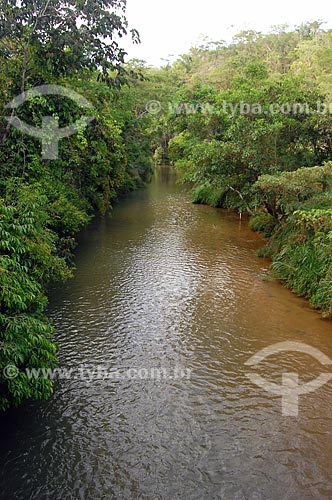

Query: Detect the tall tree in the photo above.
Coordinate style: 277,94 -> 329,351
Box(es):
0,0 -> 139,83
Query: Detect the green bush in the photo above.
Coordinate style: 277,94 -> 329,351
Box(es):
249,213 -> 277,237
192,183 -> 226,207
0,185 -> 68,410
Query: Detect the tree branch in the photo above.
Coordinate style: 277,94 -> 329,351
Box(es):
226,185 -> 255,215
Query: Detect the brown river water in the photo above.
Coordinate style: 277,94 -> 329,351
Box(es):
1,166 -> 332,499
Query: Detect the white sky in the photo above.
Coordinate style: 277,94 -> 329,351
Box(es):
121,0 -> 332,66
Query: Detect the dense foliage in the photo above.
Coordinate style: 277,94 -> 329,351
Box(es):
146,22 -> 332,316
0,0 -> 152,410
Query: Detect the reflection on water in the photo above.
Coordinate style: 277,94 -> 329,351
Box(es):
1,166 -> 332,499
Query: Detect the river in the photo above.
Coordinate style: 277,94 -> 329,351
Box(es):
1,166 -> 332,499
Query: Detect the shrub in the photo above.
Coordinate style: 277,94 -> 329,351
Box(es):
249,213 -> 277,237
192,183 -> 226,207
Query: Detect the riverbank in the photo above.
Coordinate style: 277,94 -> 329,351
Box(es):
188,162 -> 332,318
0,160 -> 152,412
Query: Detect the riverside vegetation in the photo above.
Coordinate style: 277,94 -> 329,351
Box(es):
0,0 -> 154,411
0,7 -> 332,411
147,22 -> 332,319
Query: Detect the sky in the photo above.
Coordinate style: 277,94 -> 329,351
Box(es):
121,0 -> 332,66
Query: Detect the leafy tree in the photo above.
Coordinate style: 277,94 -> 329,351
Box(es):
0,183 -> 70,410
252,163 -> 332,217
0,0 -> 139,83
